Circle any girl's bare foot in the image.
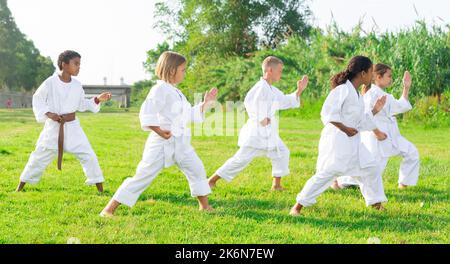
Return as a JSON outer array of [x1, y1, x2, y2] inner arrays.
[[197, 195, 213, 211], [289, 203, 303, 216], [371, 203, 386, 211], [96, 183, 104, 193], [101, 199, 120, 217], [398, 184, 408, 190], [208, 175, 221, 189], [99, 210, 114, 218], [16, 182, 26, 192], [330, 180, 342, 190]]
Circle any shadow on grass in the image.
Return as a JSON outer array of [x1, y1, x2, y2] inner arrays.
[[133, 189, 447, 234], [385, 186, 449, 203]]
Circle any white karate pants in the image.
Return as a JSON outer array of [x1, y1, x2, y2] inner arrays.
[[20, 145, 104, 185], [296, 164, 388, 207], [112, 136, 211, 207], [215, 143, 290, 182], [337, 139, 420, 188]]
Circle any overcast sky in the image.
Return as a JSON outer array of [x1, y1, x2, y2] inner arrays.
[[8, 0, 449, 85]]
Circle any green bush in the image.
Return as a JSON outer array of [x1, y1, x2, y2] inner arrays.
[[175, 21, 449, 104], [403, 91, 450, 128], [140, 20, 449, 126]]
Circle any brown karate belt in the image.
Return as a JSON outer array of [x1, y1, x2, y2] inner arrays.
[[57, 113, 76, 170]]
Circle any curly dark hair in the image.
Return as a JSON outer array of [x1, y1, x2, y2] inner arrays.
[[331, 56, 373, 89], [57, 50, 81, 70]]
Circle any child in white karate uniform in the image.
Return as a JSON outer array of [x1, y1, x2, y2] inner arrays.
[[290, 56, 390, 216], [16, 50, 112, 193], [334, 64, 419, 191], [101, 51, 218, 217], [208, 56, 309, 191]]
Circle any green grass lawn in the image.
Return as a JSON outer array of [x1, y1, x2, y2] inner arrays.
[[0, 109, 448, 244]]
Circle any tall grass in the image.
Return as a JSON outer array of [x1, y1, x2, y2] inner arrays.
[[177, 21, 449, 103], [132, 21, 449, 125]]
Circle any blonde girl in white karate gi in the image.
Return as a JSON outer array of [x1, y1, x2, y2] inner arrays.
[[101, 51, 218, 217], [208, 56, 309, 191], [290, 56, 390, 216], [16, 50, 112, 193], [334, 64, 419, 192]]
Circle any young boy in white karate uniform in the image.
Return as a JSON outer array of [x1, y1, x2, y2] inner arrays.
[[101, 51, 218, 217], [290, 56, 390, 216], [16, 50, 112, 192], [334, 64, 419, 191], [208, 56, 309, 191]]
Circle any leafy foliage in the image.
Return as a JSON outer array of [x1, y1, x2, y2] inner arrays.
[[0, 0, 54, 91], [145, 22, 449, 103]]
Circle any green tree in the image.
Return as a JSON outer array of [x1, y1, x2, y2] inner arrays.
[[0, 0, 54, 91], [153, 0, 311, 58], [143, 41, 170, 79]]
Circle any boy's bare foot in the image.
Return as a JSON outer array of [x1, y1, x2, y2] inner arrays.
[[271, 177, 286, 191], [96, 183, 104, 193], [371, 203, 386, 211], [289, 203, 303, 216], [330, 180, 343, 190], [208, 175, 221, 189], [398, 184, 408, 190], [16, 182, 26, 192]]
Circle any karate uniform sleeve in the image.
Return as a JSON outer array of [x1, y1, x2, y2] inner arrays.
[[32, 81, 51, 123], [274, 88, 300, 110], [359, 92, 377, 131], [363, 91, 375, 113], [139, 86, 165, 131], [245, 83, 271, 123], [78, 88, 101, 113], [360, 110, 377, 131], [390, 95, 412, 115], [190, 103, 205, 123], [320, 85, 348, 125]]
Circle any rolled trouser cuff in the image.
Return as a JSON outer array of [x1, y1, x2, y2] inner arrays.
[[189, 179, 212, 197], [214, 168, 234, 183], [85, 177, 105, 185], [112, 179, 140, 207]]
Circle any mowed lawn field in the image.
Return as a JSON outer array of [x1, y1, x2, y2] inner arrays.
[[0, 108, 448, 244]]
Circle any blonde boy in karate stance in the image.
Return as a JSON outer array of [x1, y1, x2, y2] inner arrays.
[[101, 51, 218, 217], [333, 64, 419, 191], [16, 50, 112, 193], [208, 56, 309, 191]]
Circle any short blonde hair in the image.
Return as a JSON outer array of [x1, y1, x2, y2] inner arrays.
[[155, 51, 187, 82], [262, 56, 283, 73]]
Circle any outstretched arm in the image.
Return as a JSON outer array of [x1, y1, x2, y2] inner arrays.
[[296, 75, 309, 97], [190, 87, 218, 123], [390, 71, 413, 115], [78, 89, 111, 113], [276, 75, 309, 111]]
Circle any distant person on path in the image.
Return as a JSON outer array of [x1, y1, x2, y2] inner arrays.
[[6, 98, 13, 109]]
